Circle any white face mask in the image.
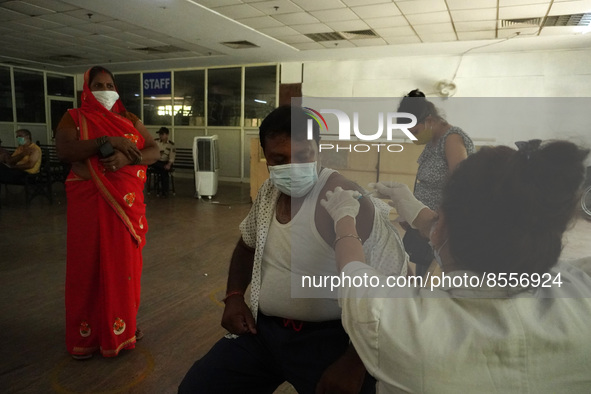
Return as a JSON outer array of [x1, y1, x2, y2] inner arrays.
[[269, 162, 318, 198], [92, 90, 119, 111]]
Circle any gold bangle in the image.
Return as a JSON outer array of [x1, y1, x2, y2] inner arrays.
[[333, 234, 363, 248]]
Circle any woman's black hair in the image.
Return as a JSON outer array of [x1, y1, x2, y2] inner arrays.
[[397, 89, 442, 125], [259, 106, 320, 152], [441, 140, 589, 275], [87, 66, 116, 88]]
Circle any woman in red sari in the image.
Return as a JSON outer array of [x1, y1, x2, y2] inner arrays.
[[56, 66, 159, 359]]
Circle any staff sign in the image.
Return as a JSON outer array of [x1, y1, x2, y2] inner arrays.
[[143, 72, 171, 95]]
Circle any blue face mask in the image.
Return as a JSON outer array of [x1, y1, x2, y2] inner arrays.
[[16, 137, 26, 146], [269, 162, 318, 198]]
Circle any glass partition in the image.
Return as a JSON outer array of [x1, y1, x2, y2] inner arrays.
[[208, 68, 241, 127], [47, 73, 75, 97], [244, 66, 276, 128], [115, 73, 141, 116], [0, 66, 12, 122], [174, 70, 205, 126], [14, 69, 45, 123]]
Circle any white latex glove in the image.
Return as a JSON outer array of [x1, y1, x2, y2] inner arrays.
[[320, 186, 362, 230], [369, 181, 427, 228]]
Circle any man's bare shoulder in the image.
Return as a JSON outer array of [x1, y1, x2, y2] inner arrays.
[[322, 171, 364, 193]]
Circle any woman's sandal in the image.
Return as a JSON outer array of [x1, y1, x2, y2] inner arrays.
[[135, 328, 144, 341]]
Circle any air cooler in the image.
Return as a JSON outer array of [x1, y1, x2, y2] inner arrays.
[[192, 135, 219, 199]]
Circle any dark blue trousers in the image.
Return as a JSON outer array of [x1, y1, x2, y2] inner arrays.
[[178, 313, 376, 394]]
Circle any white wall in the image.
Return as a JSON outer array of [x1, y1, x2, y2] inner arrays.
[[300, 48, 591, 98], [292, 48, 591, 164]]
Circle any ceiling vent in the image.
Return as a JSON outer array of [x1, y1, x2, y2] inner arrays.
[[133, 45, 190, 53], [340, 29, 378, 40], [500, 17, 542, 27], [221, 40, 259, 49], [544, 13, 591, 27], [305, 32, 345, 42]]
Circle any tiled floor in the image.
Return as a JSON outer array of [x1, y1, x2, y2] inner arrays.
[[0, 177, 589, 393]]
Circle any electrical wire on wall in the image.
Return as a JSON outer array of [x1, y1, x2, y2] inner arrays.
[[430, 31, 531, 97]]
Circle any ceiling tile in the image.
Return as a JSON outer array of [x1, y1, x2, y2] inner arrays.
[[64, 10, 113, 23], [406, 11, 451, 25], [374, 25, 415, 37], [497, 26, 539, 38], [457, 30, 496, 40], [310, 8, 360, 22], [321, 40, 355, 48], [258, 25, 301, 37], [25, 28, 71, 41], [395, 0, 448, 15], [499, 0, 550, 6], [194, 0, 242, 7], [272, 11, 319, 24], [213, 4, 264, 19], [351, 37, 388, 47], [25, 0, 79, 12], [290, 22, 333, 34], [76, 23, 120, 35], [446, 0, 497, 10], [103, 31, 145, 44], [248, 0, 304, 15], [325, 19, 370, 31], [420, 32, 457, 42], [292, 41, 324, 49], [350, 3, 402, 18], [365, 15, 409, 29], [498, 4, 550, 19], [539, 25, 583, 35], [414, 22, 455, 35], [129, 27, 173, 43], [238, 15, 284, 29], [383, 35, 421, 44], [342, 0, 391, 6], [450, 8, 497, 22], [38, 13, 86, 26], [102, 20, 142, 32], [454, 20, 497, 32], [82, 34, 120, 43], [278, 34, 314, 44], [103, 39, 138, 49], [549, 0, 591, 16], [0, 7, 27, 21], [1, 1, 54, 16], [14, 16, 62, 29], [291, 0, 347, 11], [5, 19, 38, 31], [51, 26, 92, 37]]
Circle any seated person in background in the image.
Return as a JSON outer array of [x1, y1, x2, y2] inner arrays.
[[0, 129, 42, 183], [322, 139, 591, 394], [149, 126, 175, 196], [179, 106, 408, 394]]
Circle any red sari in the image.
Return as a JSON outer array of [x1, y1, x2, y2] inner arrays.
[[65, 69, 148, 357]]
